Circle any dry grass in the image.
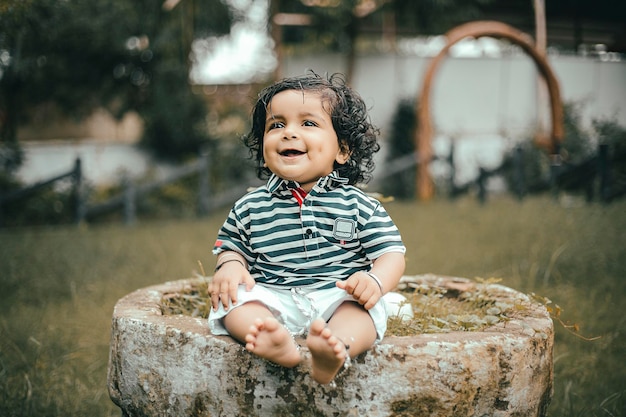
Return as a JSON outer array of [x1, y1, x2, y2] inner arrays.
[[161, 276, 532, 336], [0, 195, 624, 416]]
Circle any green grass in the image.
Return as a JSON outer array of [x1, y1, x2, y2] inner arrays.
[[1, 195, 624, 416]]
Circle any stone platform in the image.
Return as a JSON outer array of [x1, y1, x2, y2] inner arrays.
[[108, 275, 553, 416]]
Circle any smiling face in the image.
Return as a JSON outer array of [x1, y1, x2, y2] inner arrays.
[[262, 89, 349, 191]]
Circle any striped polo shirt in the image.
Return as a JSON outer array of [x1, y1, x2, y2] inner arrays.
[[213, 171, 406, 290]]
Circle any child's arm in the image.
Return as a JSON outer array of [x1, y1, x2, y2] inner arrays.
[[209, 251, 255, 311], [337, 251, 406, 310]]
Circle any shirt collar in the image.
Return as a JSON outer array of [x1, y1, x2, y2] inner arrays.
[[266, 171, 349, 195]]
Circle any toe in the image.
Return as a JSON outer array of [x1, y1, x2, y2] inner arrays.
[[263, 317, 279, 332]]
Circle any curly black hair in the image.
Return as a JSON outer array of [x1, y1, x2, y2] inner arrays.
[[243, 72, 380, 185]]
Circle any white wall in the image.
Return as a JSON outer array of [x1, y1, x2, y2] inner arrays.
[[282, 52, 626, 181], [284, 52, 626, 136], [16, 53, 625, 187], [18, 140, 177, 186]]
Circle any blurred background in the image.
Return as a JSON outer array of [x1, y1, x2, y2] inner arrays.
[[1, 0, 625, 225], [1, 1, 625, 416]]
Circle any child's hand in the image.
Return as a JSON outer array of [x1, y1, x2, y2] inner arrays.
[[209, 261, 255, 311], [336, 271, 383, 310]]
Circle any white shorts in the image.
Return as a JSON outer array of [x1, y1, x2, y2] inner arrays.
[[208, 284, 388, 342]]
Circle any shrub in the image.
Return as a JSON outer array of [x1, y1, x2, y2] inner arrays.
[[501, 101, 626, 198], [381, 99, 416, 199]]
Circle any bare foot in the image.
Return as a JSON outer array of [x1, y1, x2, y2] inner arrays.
[[245, 317, 301, 368], [306, 318, 348, 384]]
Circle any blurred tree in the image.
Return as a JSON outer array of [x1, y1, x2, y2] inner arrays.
[[500, 102, 626, 198], [560, 101, 594, 164], [272, 0, 626, 83], [389, 0, 495, 34], [272, 0, 495, 83], [593, 116, 626, 196], [0, 0, 233, 179], [382, 98, 416, 199]]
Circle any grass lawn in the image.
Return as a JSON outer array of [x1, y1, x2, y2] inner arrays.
[[0, 194, 624, 416]]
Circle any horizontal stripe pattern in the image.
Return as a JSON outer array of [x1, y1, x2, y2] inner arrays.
[[214, 173, 405, 289]]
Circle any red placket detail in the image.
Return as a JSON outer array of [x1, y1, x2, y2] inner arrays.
[[290, 187, 307, 207]]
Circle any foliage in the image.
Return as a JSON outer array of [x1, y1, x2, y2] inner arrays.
[[277, 0, 497, 82], [279, 0, 625, 54], [500, 139, 552, 196], [0, 179, 79, 227], [0, 0, 234, 176], [501, 101, 626, 197], [593, 115, 626, 191], [279, 0, 496, 52], [560, 101, 595, 164], [140, 66, 212, 158], [381, 98, 416, 199], [388, 0, 495, 35]]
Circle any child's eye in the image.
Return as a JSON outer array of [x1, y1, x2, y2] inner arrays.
[[303, 120, 317, 127], [267, 121, 285, 130]]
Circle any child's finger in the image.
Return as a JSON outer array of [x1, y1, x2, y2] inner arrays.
[[210, 287, 221, 311], [363, 291, 380, 310], [214, 281, 231, 310], [220, 293, 231, 310], [228, 281, 239, 306], [338, 275, 358, 294], [243, 275, 256, 291]]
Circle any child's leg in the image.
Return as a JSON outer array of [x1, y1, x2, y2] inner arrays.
[[306, 302, 377, 384], [223, 301, 302, 368]]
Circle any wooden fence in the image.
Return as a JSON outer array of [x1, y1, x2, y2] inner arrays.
[[0, 158, 83, 226], [0, 151, 257, 227], [84, 152, 257, 225], [375, 143, 624, 204], [2, 142, 623, 227], [83, 154, 212, 225], [449, 143, 624, 203]]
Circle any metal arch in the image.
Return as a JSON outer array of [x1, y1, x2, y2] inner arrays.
[[415, 20, 564, 200]]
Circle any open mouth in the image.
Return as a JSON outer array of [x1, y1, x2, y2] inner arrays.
[[279, 149, 305, 157]]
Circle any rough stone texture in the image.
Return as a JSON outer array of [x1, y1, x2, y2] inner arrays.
[[108, 275, 553, 417]]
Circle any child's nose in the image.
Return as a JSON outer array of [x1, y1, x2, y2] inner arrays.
[[283, 125, 298, 139]]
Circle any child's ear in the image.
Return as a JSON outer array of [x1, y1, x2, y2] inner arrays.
[[336, 142, 351, 164]]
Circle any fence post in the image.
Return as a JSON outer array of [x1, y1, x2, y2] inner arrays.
[[513, 145, 525, 200], [72, 158, 86, 224], [549, 148, 562, 200], [124, 178, 136, 225], [477, 167, 487, 204], [0, 183, 4, 226], [598, 143, 611, 203], [447, 142, 457, 199], [197, 148, 210, 217]]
